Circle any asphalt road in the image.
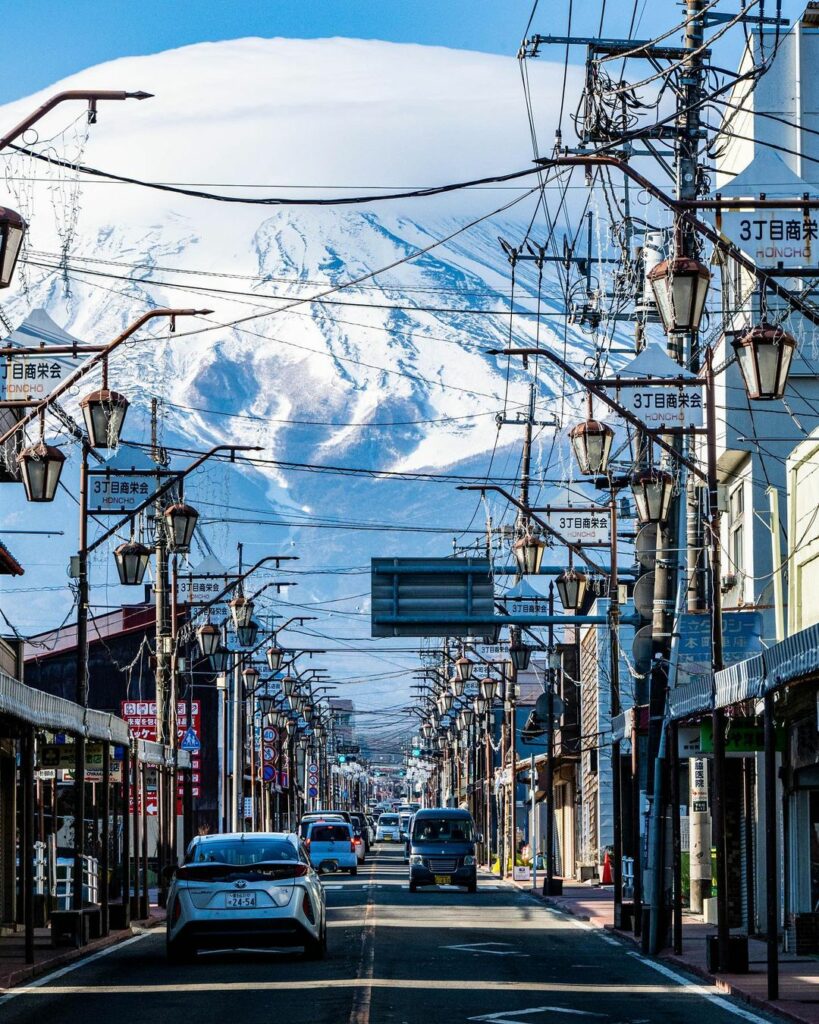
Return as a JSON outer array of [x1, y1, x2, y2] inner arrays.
[[0, 846, 782, 1024]]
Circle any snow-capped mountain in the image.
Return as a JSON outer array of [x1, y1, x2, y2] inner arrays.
[[0, 37, 597, 725]]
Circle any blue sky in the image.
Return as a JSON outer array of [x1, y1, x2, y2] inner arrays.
[[4, 0, 810, 104]]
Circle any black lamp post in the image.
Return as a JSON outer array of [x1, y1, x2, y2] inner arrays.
[[17, 441, 65, 502], [733, 322, 797, 401], [0, 206, 27, 288], [113, 540, 151, 586]]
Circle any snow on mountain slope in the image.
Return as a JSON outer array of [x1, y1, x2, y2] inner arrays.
[[0, 38, 599, 719]]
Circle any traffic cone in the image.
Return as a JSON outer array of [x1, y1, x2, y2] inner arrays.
[[601, 850, 613, 885]]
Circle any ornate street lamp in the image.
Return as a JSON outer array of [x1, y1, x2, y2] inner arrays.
[[0, 207, 27, 288], [113, 540, 151, 586], [437, 692, 454, 715], [236, 619, 259, 648], [474, 695, 488, 716], [455, 655, 473, 683], [569, 396, 614, 476], [196, 622, 221, 658], [17, 441, 65, 502], [303, 704, 314, 724], [229, 593, 254, 629], [648, 252, 711, 334], [242, 664, 260, 691], [163, 501, 198, 553], [479, 676, 498, 702], [450, 674, 465, 697], [266, 645, 284, 673], [512, 527, 546, 576], [461, 706, 475, 728], [556, 567, 589, 612], [210, 645, 231, 674], [630, 469, 674, 525], [257, 690, 276, 715], [281, 674, 297, 698], [733, 321, 797, 401], [509, 639, 533, 672], [79, 389, 129, 448]]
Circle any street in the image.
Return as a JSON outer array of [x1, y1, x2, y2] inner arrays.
[[0, 847, 778, 1024]]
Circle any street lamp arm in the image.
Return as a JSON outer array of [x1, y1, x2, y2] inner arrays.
[[0, 308, 212, 449], [0, 89, 152, 153], [86, 444, 263, 555], [536, 154, 819, 330], [457, 483, 609, 569]]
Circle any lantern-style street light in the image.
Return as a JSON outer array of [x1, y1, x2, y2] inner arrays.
[[474, 695, 488, 716], [455, 655, 473, 683], [281, 675, 297, 698], [513, 527, 546, 576], [236, 619, 259, 648], [648, 252, 711, 334], [570, 395, 614, 476], [0, 207, 26, 288], [17, 441, 65, 503], [556, 567, 589, 612], [229, 593, 254, 630], [79, 389, 129, 449], [163, 501, 198, 553], [509, 638, 532, 672], [242, 664, 260, 691], [196, 622, 221, 658], [267, 645, 284, 672], [210, 645, 231, 674], [450, 674, 465, 697], [733, 321, 797, 401], [630, 469, 674, 525], [113, 540, 151, 586], [479, 676, 498, 702]]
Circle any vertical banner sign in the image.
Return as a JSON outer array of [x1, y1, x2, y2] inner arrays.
[[121, 700, 202, 813]]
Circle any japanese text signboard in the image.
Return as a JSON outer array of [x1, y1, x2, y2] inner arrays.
[[121, 700, 202, 814], [722, 212, 819, 269], [618, 385, 704, 429], [675, 611, 763, 686], [1, 356, 71, 401], [545, 508, 610, 545]]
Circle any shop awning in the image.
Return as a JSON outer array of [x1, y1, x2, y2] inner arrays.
[[0, 670, 130, 744]]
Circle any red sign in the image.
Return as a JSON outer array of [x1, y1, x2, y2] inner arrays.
[[121, 700, 202, 814]]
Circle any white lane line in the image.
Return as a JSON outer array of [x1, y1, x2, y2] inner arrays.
[[0, 932, 149, 1004], [469, 1007, 605, 1022], [598, 936, 620, 946], [348, 876, 376, 1024], [626, 952, 771, 1024]]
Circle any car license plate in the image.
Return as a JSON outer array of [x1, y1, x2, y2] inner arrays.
[[226, 892, 257, 908], [384, 836, 392, 841], [434, 874, 451, 886]]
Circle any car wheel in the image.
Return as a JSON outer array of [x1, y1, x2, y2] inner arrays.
[[350, 867, 358, 876], [409, 881, 417, 893], [467, 882, 478, 894], [166, 936, 196, 965], [303, 922, 327, 961]]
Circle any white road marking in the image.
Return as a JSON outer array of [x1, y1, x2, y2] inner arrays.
[[0, 932, 149, 1003], [443, 941, 530, 958], [348, 879, 376, 1024], [469, 1007, 605, 1022], [626, 952, 771, 1024], [599, 936, 620, 946]]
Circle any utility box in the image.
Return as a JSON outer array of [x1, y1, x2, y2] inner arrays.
[[706, 935, 749, 974]]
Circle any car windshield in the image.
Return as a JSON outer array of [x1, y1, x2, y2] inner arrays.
[[310, 824, 351, 842], [187, 839, 297, 864], [379, 815, 398, 825], [412, 817, 474, 843]]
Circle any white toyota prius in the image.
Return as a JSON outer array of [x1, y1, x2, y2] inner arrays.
[[166, 832, 326, 963]]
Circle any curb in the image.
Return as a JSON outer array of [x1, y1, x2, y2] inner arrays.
[[508, 878, 806, 1024], [0, 914, 165, 992]]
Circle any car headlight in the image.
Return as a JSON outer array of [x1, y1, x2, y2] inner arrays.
[[463, 855, 476, 866], [410, 855, 424, 865]]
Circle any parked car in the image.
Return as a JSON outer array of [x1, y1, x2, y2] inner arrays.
[[398, 811, 412, 841], [165, 832, 326, 963], [305, 820, 358, 875], [349, 812, 371, 852], [376, 813, 400, 843], [407, 808, 480, 893]]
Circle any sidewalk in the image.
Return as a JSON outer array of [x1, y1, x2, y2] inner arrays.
[[506, 875, 819, 1024], [0, 905, 166, 991]]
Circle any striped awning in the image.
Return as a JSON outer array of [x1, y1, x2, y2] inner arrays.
[[0, 671, 130, 744]]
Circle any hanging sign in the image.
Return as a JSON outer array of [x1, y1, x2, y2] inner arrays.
[[87, 443, 173, 515], [178, 555, 230, 602], [618, 385, 704, 429], [545, 508, 610, 545], [1, 355, 73, 401]]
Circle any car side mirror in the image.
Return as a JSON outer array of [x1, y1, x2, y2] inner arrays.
[[475, 833, 484, 844], [161, 863, 178, 883]]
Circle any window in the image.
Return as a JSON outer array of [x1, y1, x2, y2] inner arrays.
[[187, 839, 297, 864], [310, 824, 351, 843], [729, 483, 745, 577], [411, 817, 474, 843]]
